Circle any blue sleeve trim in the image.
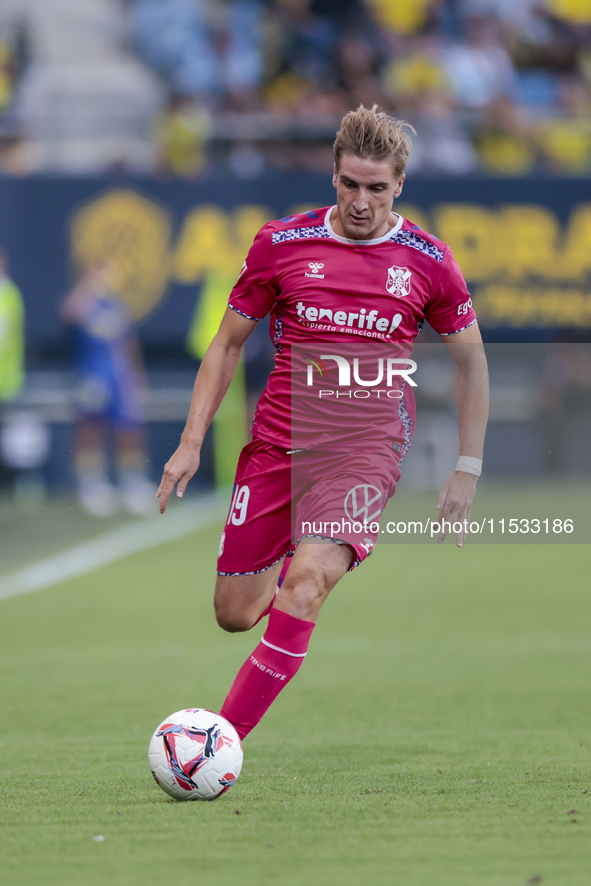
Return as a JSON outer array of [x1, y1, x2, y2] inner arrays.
[[439, 318, 477, 336], [228, 303, 262, 322]]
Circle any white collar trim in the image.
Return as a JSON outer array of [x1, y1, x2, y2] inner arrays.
[[325, 206, 404, 245]]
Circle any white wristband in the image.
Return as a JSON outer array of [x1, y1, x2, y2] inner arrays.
[[455, 456, 482, 477]]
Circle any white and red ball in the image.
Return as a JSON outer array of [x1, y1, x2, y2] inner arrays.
[[148, 708, 243, 801]]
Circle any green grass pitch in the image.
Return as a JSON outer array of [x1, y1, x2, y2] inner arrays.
[[1, 496, 590, 886]]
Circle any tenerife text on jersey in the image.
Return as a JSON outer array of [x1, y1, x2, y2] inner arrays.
[[296, 301, 403, 336]]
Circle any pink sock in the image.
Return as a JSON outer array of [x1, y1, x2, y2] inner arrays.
[[251, 556, 292, 627], [221, 608, 315, 740]]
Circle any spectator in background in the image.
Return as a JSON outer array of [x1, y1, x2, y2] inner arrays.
[[133, 0, 220, 97], [133, 0, 263, 107], [381, 32, 479, 174], [409, 88, 480, 173], [366, 0, 441, 37], [537, 74, 591, 172], [218, 0, 264, 109], [443, 14, 517, 111], [0, 40, 15, 112], [0, 247, 24, 403], [473, 94, 537, 173], [337, 34, 385, 109], [262, 0, 342, 110], [60, 260, 156, 518], [546, 0, 591, 28], [154, 94, 212, 176]]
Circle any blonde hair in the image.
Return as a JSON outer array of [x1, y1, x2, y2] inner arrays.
[[334, 104, 415, 180]]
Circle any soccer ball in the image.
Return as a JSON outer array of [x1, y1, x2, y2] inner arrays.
[[148, 708, 243, 801]]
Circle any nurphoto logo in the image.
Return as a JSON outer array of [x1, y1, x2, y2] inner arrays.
[[305, 353, 417, 392]]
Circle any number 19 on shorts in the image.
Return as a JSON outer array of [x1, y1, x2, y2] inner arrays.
[[228, 484, 250, 526]]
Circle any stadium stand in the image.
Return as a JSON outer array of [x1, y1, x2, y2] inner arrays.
[[0, 0, 590, 175], [0, 0, 162, 173]]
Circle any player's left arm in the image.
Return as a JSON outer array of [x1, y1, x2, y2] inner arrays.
[[437, 320, 489, 546]]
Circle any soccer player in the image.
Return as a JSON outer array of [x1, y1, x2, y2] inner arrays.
[[60, 260, 156, 517], [157, 105, 489, 741]]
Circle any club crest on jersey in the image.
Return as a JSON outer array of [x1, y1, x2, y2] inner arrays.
[[305, 262, 325, 279], [386, 266, 411, 298]]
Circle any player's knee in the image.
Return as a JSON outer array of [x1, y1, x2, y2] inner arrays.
[[280, 567, 328, 613]]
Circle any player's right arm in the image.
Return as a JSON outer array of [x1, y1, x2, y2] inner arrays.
[[157, 307, 257, 513]]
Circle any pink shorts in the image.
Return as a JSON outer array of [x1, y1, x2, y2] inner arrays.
[[217, 439, 400, 575]]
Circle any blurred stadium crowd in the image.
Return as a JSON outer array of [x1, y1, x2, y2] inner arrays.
[[0, 0, 590, 176]]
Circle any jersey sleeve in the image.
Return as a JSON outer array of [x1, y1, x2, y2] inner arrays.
[[424, 247, 477, 335], [228, 223, 278, 321]]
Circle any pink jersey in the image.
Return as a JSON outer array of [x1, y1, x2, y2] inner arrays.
[[228, 206, 477, 452]]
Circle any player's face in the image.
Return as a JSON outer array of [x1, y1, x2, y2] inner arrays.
[[332, 153, 404, 240]]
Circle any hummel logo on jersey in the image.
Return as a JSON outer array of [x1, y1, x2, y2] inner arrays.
[[238, 259, 247, 279], [386, 266, 411, 297], [305, 262, 325, 279], [344, 485, 383, 523]]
